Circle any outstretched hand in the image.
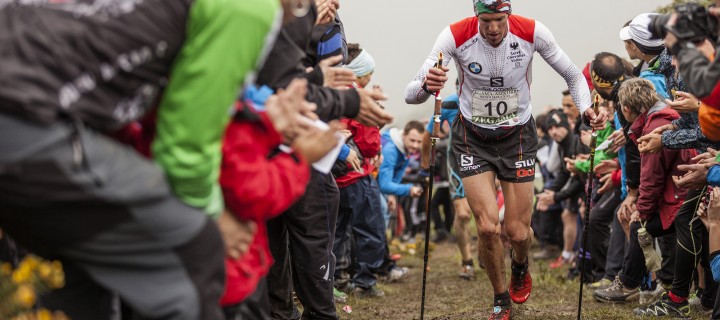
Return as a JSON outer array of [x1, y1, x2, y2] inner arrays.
[[583, 107, 608, 131]]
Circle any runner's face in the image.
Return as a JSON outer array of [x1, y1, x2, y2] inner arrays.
[[548, 125, 568, 142], [478, 13, 509, 47], [403, 129, 423, 154]]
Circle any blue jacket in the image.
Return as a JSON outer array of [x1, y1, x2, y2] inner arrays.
[[378, 128, 411, 196], [615, 113, 628, 200], [709, 164, 720, 187]]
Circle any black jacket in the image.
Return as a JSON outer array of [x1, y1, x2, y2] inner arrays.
[[256, 5, 359, 122], [547, 132, 587, 203], [677, 45, 720, 99]]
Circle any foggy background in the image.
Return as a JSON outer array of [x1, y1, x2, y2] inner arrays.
[[340, 0, 670, 127]]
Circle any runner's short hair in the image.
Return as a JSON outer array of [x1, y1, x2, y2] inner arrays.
[[404, 120, 426, 135]]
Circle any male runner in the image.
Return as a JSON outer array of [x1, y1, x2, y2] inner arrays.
[[405, 1, 606, 318]]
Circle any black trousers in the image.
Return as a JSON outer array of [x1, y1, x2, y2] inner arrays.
[[657, 232, 678, 287], [670, 189, 718, 307], [603, 203, 626, 280], [536, 205, 563, 248], [266, 170, 339, 320], [620, 215, 675, 289], [430, 186, 453, 233], [0, 113, 225, 320], [587, 188, 623, 281]]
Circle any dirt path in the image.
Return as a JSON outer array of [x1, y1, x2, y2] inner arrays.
[[333, 241, 706, 319]]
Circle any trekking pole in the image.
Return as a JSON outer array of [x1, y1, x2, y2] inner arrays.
[[420, 52, 443, 320], [577, 94, 601, 320]]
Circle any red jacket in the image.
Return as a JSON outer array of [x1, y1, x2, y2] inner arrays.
[[335, 118, 381, 188], [629, 104, 696, 229], [219, 102, 310, 306]]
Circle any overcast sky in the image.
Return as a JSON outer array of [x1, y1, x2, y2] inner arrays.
[[339, 0, 670, 127]]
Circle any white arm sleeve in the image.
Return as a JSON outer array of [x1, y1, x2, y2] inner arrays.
[[534, 21, 591, 115], [404, 26, 455, 105]]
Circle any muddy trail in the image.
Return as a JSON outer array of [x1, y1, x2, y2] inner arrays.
[[332, 241, 707, 320]]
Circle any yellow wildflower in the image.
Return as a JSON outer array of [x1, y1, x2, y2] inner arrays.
[[36, 309, 53, 320], [24, 256, 40, 269], [12, 265, 32, 284], [38, 262, 52, 281], [15, 284, 36, 308]]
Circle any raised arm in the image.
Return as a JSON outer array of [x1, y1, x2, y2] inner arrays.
[[405, 27, 455, 105]]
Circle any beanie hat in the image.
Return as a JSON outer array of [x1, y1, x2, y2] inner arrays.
[[473, 0, 511, 15], [546, 110, 570, 130]]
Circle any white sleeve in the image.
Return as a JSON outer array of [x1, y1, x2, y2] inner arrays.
[[534, 21, 591, 115], [404, 26, 456, 105]]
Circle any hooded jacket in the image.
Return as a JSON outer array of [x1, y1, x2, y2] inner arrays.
[[629, 102, 697, 229], [219, 102, 310, 306], [378, 128, 412, 196], [335, 118, 381, 188]]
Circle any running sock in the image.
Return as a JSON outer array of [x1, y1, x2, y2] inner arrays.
[[462, 259, 473, 267], [494, 291, 511, 306], [668, 291, 687, 304], [561, 250, 573, 260]]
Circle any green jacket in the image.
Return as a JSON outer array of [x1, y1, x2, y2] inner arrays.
[[152, 0, 280, 217], [574, 122, 617, 174]]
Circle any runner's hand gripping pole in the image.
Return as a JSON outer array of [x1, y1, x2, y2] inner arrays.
[[420, 52, 443, 320], [577, 94, 601, 320]]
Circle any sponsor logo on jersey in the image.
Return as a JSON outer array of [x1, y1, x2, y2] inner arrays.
[[510, 42, 519, 50], [490, 77, 504, 87], [460, 37, 479, 53], [468, 62, 482, 74]]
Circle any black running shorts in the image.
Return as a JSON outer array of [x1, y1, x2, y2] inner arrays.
[[451, 114, 538, 183]]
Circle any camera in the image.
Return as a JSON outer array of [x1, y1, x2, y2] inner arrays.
[[648, 2, 719, 43]]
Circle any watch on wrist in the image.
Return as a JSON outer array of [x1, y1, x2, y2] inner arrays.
[[422, 82, 433, 94]]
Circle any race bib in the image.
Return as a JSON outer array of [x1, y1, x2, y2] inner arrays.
[[471, 88, 521, 126]]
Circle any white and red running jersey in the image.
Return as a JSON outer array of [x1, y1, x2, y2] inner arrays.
[[405, 15, 591, 129]]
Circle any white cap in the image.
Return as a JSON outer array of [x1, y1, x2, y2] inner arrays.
[[619, 13, 664, 48], [619, 26, 632, 41]]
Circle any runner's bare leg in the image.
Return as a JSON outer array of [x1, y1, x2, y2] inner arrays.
[[464, 172, 506, 294], [500, 180, 535, 265]]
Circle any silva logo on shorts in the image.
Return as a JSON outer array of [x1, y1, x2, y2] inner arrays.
[[514, 159, 535, 168], [468, 62, 482, 74], [515, 159, 535, 178], [461, 154, 474, 167]]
